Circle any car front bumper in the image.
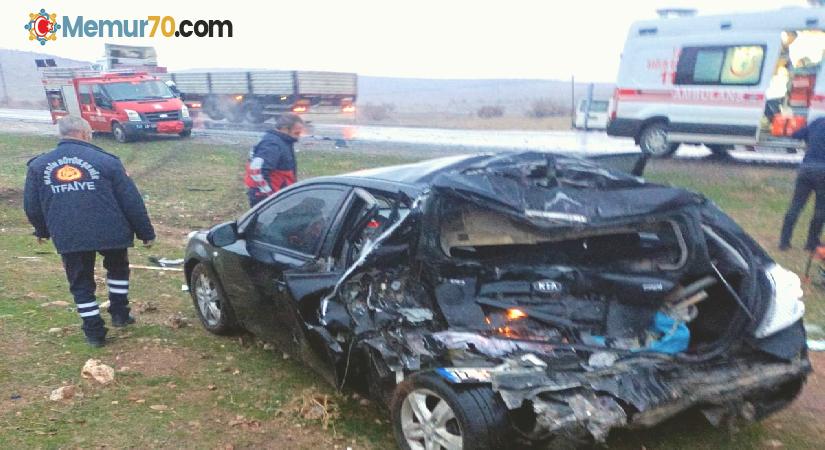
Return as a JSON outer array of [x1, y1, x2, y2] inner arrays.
[[123, 118, 193, 135]]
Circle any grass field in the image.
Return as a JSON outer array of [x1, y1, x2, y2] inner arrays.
[[0, 132, 823, 449]]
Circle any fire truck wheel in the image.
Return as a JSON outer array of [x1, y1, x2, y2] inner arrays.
[[639, 122, 678, 158], [112, 122, 131, 143]]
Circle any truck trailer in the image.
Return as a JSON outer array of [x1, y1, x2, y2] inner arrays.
[[158, 70, 357, 123]]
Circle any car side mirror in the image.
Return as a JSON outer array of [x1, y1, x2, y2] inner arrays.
[[207, 221, 239, 247]]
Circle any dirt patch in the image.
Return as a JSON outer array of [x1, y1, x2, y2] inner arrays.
[[786, 351, 825, 417], [112, 341, 202, 378]]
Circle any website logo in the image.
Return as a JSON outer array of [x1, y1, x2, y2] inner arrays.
[[25, 9, 61, 46]]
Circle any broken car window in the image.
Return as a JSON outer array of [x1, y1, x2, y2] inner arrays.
[[248, 188, 347, 255]]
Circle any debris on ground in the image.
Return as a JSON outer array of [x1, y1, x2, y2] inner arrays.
[[47, 327, 64, 334], [100, 300, 110, 310], [148, 257, 184, 267], [289, 389, 340, 430], [165, 314, 190, 329], [130, 264, 183, 272], [150, 404, 169, 411], [81, 359, 115, 385], [10, 393, 21, 400], [181, 284, 189, 292], [765, 439, 785, 448], [135, 301, 159, 313], [40, 300, 71, 308], [49, 385, 77, 401], [228, 415, 262, 431]]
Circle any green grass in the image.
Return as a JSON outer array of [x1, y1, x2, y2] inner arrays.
[[0, 132, 822, 449]]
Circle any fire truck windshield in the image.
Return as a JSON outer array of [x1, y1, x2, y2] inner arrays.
[[102, 80, 176, 102]]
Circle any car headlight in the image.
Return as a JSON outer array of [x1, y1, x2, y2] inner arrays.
[[754, 264, 805, 338], [125, 109, 141, 122], [181, 105, 190, 119]]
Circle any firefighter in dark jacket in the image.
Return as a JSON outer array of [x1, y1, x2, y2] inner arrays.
[[244, 113, 305, 207], [23, 116, 156, 347], [780, 117, 825, 252]]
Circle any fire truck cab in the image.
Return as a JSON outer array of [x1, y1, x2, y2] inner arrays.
[[607, 6, 825, 158], [42, 69, 193, 143]]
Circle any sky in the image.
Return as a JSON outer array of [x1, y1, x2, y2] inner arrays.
[[3, 0, 815, 82]]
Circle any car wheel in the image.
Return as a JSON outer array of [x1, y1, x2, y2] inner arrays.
[[639, 122, 678, 158], [112, 122, 130, 143], [190, 262, 237, 334], [392, 372, 509, 450], [179, 129, 192, 138]]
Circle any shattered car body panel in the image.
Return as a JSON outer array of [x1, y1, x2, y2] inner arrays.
[[185, 151, 810, 445]]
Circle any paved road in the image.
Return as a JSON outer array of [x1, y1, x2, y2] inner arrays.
[[0, 108, 803, 165]]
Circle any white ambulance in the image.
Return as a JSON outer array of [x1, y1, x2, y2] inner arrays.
[[606, 6, 825, 157]]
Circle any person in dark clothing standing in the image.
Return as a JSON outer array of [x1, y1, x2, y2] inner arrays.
[[23, 116, 156, 347], [779, 117, 825, 252], [244, 113, 304, 207]]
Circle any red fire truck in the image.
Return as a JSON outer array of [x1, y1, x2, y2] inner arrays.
[[42, 68, 193, 143]]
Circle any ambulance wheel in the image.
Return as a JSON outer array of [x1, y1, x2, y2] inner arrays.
[[707, 144, 732, 159], [639, 122, 678, 158], [112, 122, 131, 143]]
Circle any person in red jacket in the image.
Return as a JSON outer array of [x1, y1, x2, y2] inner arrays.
[[244, 113, 304, 207]]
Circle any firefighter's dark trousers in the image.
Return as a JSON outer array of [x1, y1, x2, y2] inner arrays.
[[780, 165, 825, 251], [61, 249, 130, 338]]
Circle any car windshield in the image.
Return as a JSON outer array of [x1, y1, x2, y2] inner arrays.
[[102, 80, 175, 101]]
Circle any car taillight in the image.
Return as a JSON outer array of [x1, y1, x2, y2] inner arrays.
[[292, 105, 308, 113], [342, 104, 356, 113]]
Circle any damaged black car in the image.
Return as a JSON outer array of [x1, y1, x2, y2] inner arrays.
[[184, 151, 810, 449]]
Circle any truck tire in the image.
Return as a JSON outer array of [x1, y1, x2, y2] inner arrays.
[[706, 144, 732, 159], [203, 98, 225, 121], [639, 122, 678, 158], [112, 122, 131, 143], [391, 372, 510, 450], [243, 100, 267, 124], [226, 106, 245, 123]]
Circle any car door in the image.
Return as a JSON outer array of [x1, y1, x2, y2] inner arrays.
[[224, 186, 350, 348], [88, 83, 114, 132]]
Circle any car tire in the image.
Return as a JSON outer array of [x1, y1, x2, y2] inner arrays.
[[179, 129, 192, 138], [190, 262, 238, 334], [639, 122, 678, 158], [112, 122, 130, 143], [391, 372, 509, 450]]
